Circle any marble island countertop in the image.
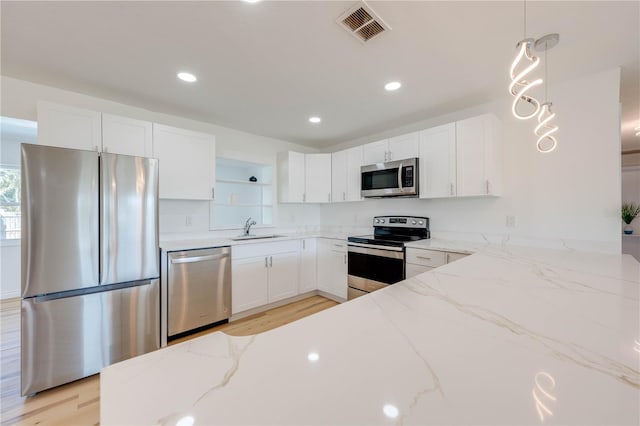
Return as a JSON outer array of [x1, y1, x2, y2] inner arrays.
[[101, 244, 639, 425]]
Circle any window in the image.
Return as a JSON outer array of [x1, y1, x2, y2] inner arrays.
[[0, 116, 38, 241]]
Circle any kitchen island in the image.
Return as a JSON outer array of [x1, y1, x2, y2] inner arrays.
[[101, 244, 639, 425]]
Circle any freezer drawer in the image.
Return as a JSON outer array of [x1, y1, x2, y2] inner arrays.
[[21, 280, 159, 396], [168, 247, 231, 337]]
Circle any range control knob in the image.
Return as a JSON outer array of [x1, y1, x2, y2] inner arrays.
[[418, 220, 424, 225], [412, 220, 417, 225], [380, 219, 385, 223]]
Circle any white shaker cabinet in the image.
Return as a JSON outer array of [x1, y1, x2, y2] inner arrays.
[[37, 101, 102, 151], [317, 239, 347, 300], [363, 133, 419, 164], [102, 113, 153, 157], [231, 241, 300, 315], [405, 248, 470, 278], [331, 146, 363, 203], [387, 132, 420, 161], [305, 153, 332, 203], [299, 238, 318, 293], [456, 114, 502, 197], [419, 123, 457, 198], [277, 151, 306, 203], [152, 124, 215, 200]]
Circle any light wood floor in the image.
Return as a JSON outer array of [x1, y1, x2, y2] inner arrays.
[[0, 295, 337, 425]]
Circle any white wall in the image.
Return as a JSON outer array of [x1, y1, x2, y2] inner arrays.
[[322, 68, 622, 253]]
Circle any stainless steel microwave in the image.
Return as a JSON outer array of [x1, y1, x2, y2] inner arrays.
[[361, 157, 419, 198]]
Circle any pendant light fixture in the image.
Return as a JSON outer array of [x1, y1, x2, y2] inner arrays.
[[533, 34, 560, 153], [509, 0, 543, 120]]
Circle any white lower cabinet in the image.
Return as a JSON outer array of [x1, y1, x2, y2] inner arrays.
[[317, 239, 347, 300], [231, 241, 300, 314], [405, 248, 469, 278], [299, 238, 317, 293]]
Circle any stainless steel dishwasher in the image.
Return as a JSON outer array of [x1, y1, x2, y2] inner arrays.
[[167, 246, 231, 338]]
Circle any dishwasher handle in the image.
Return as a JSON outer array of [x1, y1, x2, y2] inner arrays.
[[170, 253, 230, 264]]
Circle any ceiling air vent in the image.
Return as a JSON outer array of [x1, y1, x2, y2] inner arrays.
[[337, 1, 391, 43]]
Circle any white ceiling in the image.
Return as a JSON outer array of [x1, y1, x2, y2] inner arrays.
[[1, 1, 638, 150]]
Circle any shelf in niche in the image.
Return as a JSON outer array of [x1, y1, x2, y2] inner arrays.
[[217, 178, 271, 186]]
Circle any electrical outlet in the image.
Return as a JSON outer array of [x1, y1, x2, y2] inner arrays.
[[506, 215, 517, 228], [185, 215, 192, 226]]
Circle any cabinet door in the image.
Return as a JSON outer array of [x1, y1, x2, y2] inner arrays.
[[406, 263, 434, 278], [316, 239, 333, 294], [346, 146, 364, 201], [231, 256, 269, 314], [152, 124, 215, 200], [305, 153, 332, 203], [329, 250, 348, 300], [268, 251, 300, 303], [362, 140, 388, 164], [277, 151, 305, 203], [102, 114, 152, 157], [419, 123, 456, 198], [388, 132, 419, 161], [331, 150, 348, 203], [456, 116, 488, 197], [299, 238, 317, 293], [37, 101, 101, 151]]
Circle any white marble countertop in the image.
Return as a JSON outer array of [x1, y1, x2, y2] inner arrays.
[[101, 244, 640, 425]]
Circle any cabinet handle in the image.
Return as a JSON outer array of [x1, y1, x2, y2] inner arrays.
[[450, 183, 454, 196], [94, 145, 99, 152], [328, 193, 331, 202], [344, 254, 347, 264], [334, 244, 343, 248], [303, 193, 306, 202], [302, 239, 306, 250], [416, 256, 432, 260], [486, 180, 490, 194], [270, 256, 273, 267], [211, 188, 215, 200], [265, 257, 268, 268], [446, 253, 450, 263], [103, 146, 109, 153], [343, 192, 346, 201]]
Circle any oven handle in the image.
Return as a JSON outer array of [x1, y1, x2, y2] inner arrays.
[[348, 244, 404, 259], [397, 160, 403, 193]]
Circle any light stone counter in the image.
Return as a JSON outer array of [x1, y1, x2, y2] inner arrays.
[[101, 244, 640, 425]]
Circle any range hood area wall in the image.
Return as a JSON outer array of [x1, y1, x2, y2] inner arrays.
[[321, 68, 622, 254]]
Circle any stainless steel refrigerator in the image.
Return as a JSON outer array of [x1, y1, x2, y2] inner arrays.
[[20, 144, 160, 396]]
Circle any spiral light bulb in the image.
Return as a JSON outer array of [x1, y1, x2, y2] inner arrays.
[[509, 39, 543, 120], [535, 102, 558, 153]]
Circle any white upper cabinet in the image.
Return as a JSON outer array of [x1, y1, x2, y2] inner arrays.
[[362, 139, 388, 164], [419, 114, 501, 199], [152, 124, 215, 200], [305, 153, 332, 203], [37, 102, 153, 157], [37, 101, 102, 151], [456, 114, 502, 197], [331, 146, 363, 203], [102, 113, 153, 157], [387, 132, 420, 161], [278, 151, 306, 203], [419, 123, 456, 198], [363, 133, 419, 164]]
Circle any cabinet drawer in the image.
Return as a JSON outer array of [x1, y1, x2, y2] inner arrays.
[[446, 252, 469, 263], [406, 263, 434, 278], [406, 248, 446, 268]]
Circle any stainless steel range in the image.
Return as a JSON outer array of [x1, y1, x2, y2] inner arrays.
[[347, 216, 430, 300]]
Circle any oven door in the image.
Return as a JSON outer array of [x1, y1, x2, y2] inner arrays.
[[347, 244, 405, 298], [360, 158, 418, 198]]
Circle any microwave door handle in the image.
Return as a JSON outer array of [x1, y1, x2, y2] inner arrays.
[[397, 161, 403, 192]]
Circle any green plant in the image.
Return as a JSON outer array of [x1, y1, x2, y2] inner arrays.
[[621, 202, 640, 225]]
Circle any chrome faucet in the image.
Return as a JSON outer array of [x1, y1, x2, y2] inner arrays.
[[243, 217, 257, 236]]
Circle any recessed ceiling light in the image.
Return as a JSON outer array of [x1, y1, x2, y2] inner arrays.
[[635, 126, 640, 137], [177, 72, 197, 83], [245, 0, 262, 3], [384, 81, 402, 91], [309, 117, 321, 124]]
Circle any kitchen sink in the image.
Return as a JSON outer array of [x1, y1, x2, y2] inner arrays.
[[230, 234, 287, 241]]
